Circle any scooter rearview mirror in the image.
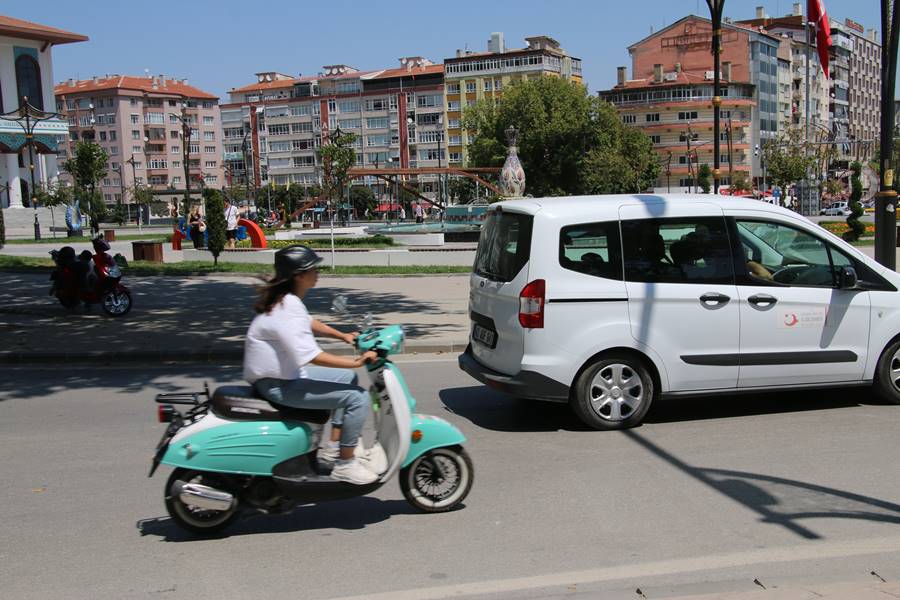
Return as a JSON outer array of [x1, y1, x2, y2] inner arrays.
[[363, 312, 374, 329], [331, 294, 348, 315]]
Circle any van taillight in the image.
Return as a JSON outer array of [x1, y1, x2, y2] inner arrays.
[[519, 279, 545, 328]]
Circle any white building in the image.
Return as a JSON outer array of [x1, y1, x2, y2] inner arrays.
[[0, 15, 87, 210]]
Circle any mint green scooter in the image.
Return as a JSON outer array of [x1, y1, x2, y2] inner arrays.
[[149, 303, 473, 534]]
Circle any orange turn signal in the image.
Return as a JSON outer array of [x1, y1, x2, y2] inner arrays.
[[411, 429, 423, 443]]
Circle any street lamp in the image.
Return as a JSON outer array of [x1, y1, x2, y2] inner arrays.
[[124, 153, 143, 233], [240, 128, 253, 213], [874, 0, 900, 268], [435, 113, 444, 223], [170, 101, 193, 221], [1, 96, 63, 240], [706, 0, 725, 194]]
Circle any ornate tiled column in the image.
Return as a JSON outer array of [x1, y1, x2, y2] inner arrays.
[[499, 126, 525, 198]]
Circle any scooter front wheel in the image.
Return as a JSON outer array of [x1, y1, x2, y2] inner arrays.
[[399, 446, 473, 513], [102, 289, 132, 316], [164, 468, 240, 535]]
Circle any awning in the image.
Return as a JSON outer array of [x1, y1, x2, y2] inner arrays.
[[376, 203, 401, 211]]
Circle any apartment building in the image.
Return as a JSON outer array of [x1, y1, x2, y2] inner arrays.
[[222, 58, 445, 197], [443, 33, 583, 165], [54, 75, 225, 203], [599, 15, 781, 191], [740, 5, 881, 162], [0, 15, 86, 209]]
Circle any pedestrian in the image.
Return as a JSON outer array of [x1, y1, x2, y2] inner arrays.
[[414, 202, 424, 224], [224, 197, 239, 249], [399, 206, 406, 222], [188, 205, 205, 249]]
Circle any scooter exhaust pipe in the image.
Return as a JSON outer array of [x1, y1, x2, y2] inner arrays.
[[172, 480, 234, 511]]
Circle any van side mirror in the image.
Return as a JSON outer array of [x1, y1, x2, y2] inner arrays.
[[838, 266, 858, 289]]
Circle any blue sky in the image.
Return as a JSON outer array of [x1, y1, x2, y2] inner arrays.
[[16, 0, 889, 99]]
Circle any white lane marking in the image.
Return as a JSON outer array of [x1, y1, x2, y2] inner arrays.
[[328, 534, 900, 600]]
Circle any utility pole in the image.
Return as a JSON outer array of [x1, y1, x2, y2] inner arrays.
[[706, 0, 725, 193], [875, 0, 900, 268]]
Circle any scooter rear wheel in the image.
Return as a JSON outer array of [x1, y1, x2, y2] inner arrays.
[[400, 446, 473, 513], [102, 289, 132, 316], [164, 468, 240, 535]]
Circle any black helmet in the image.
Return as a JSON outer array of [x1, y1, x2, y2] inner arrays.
[[273, 245, 323, 282]]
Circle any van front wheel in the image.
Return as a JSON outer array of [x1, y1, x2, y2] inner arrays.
[[873, 339, 900, 404], [572, 357, 654, 430]]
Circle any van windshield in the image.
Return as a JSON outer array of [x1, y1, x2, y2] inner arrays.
[[474, 210, 533, 282]]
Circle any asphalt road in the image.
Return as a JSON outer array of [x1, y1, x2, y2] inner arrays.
[[2, 358, 900, 599]]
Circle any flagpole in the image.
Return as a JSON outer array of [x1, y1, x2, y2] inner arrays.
[[804, 11, 812, 214]]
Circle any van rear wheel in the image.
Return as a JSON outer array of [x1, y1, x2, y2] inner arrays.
[[572, 356, 654, 430]]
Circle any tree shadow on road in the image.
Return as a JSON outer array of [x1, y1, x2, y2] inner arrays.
[[136, 497, 425, 541], [624, 430, 900, 540]]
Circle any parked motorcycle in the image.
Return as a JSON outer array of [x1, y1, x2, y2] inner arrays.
[[149, 298, 473, 534], [49, 238, 132, 316]]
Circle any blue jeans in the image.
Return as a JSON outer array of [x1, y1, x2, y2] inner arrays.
[[254, 367, 368, 448]]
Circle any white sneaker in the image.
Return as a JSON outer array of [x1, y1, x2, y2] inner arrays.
[[317, 444, 340, 466], [357, 442, 388, 475], [331, 458, 379, 485]]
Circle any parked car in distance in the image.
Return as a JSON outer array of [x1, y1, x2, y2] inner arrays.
[[459, 194, 900, 430], [823, 202, 851, 216]]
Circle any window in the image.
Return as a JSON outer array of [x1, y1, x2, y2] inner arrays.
[[449, 152, 462, 162], [132, 145, 143, 153], [418, 113, 441, 125], [99, 131, 107, 141], [622, 114, 636, 124], [416, 94, 441, 108], [15, 54, 43, 109], [484, 80, 493, 92], [465, 82, 476, 93], [649, 135, 661, 144], [645, 113, 660, 122], [418, 131, 444, 143], [204, 145, 216, 153], [337, 118, 360, 129], [291, 122, 313, 134], [418, 149, 445, 161], [735, 220, 855, 287], [366, 117, 389, 129], [189, 144, 200, 153], [494, 79, 503, 90], [447, 83, 460, 94], [678, 111, 699, 120], [172, 160, 180, 168], [148, 159, 168, 169], [170, 131, 180, 139], [130, 98, 138, 106], [204, 175, 218, 184], [171, 145, 180, 154], [338, 100, 360, 113], [449, 135, 462, 145], [365, 98, 389, 111], [559, 221, 623, 280], [367, 134, 389, 147], [447, 100, 461, 111], [203, 116, 214, 125], [448, 118, 460, 128], [204, 131, 215, 141], [172, 176, 181, 185], [268, 124, 290, 136], [292, 139, 316, 151], [205, 161, 217, 168], [474, 211, 533, 282], [621, 217, 734, 284], [109, 146, 118, 155]]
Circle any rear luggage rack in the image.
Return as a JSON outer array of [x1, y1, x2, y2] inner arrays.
[[155, 382, 210, 405]]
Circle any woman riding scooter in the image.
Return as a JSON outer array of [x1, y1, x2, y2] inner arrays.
[[243, 245, 379, 485]]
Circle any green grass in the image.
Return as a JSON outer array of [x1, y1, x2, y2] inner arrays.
[[0, 254, 470, 276], [5, 233, 170, 245]]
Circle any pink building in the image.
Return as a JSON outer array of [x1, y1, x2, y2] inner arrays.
[[54, 75, 225, 209]]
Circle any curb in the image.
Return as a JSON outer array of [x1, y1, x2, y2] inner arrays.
[[0, 340, 469, 365]]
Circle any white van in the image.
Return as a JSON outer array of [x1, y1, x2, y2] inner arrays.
[[458, 194, 900, 430]]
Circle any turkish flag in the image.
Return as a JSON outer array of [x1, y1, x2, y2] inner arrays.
[[808, 0, 833, 77]]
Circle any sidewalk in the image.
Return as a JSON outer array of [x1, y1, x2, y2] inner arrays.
[[0, 272, 471, 364]]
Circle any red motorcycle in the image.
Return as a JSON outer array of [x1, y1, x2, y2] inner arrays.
[[49, 238, 133, 316]]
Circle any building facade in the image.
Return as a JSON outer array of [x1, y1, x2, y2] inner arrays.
[[0, 15, 86, 209], [55, 75, 225, 204], [840, 18, 881, 161], [222, 58, 446, 200], [599, 15, 782, 191], [443, 33, 582, 165]]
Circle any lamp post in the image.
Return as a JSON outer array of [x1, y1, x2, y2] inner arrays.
[[435, 114, 444, 223], [1, 97, 63, 240], [706, 0, 725, 194], [169, 101, 193, 222], [240, 128, 253, 213], [875, 0, 900, 268]]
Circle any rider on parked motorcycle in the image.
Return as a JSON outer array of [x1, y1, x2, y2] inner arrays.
[[243, 245, 380, 485]]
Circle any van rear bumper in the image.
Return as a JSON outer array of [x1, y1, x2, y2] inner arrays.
[[458, 345, 570, 403]]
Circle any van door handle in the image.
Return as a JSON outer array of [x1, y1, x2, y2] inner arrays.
[[699, 292, 731, 305], [748, 294, 778, 306]]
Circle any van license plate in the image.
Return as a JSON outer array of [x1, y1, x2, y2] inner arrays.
[[473, 324, 496, 348]]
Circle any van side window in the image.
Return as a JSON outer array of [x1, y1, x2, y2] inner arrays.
[[621, 217, 734, 284], [474, 211, 534, 282], [559, 222, 623, 280]]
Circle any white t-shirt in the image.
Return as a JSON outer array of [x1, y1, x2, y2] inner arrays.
[[243, 294, 322, 383], [225, 205, 239, 230]]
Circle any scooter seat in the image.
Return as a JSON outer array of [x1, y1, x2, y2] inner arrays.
[[210, 386, 331, 424]]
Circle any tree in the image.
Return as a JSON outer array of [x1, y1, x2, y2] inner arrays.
[[844, 161, 866, 242], [204, 188, 227, 265], [34, 182, 74, 236], [62, 141, 109, 236], [349, 185, 376, 216], [448, 178, 476, 204], [697, 164, 712, 194], [730, 171, 752, 193], [318, 130, 357, 209], [823, 178, 844, 199], [464, 77, 658, 196], [761, 126, 817, 191]]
